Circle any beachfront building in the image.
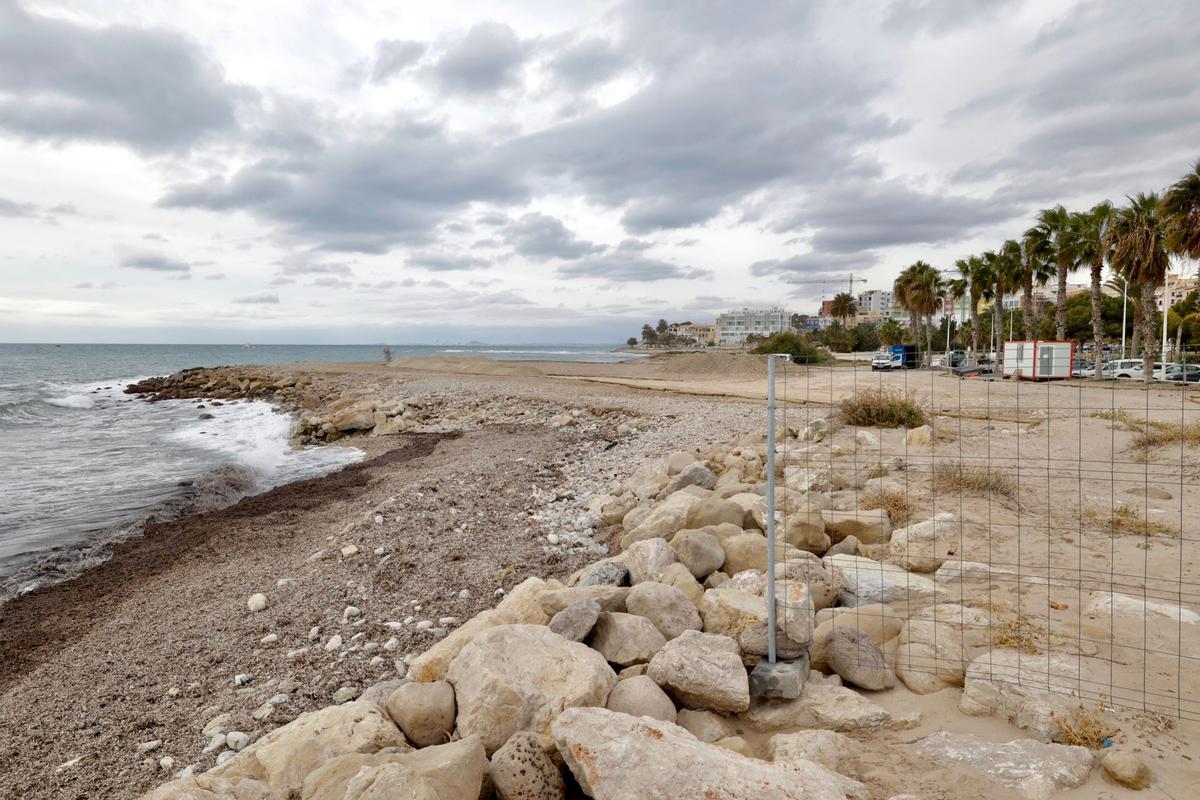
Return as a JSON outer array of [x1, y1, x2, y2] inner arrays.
[[1155, 274, 1199, 312], [716, 307, 790, 346], [671, 322, 718, 345]]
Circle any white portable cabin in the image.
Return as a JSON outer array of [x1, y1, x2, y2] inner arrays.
[[1002, 340, 1074, 380]]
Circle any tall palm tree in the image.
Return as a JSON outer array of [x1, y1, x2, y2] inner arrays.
[[1030, 205, 1079, 340], [896, 261, 944, 361], [1161, 159, 1200, 260], [1106, 193, 1171, 383], [984, 243, 1023, 362], [949, 256, 989, 355], [879, 317, 905, 346], [893, 266, 920, 349], [1019, 226, 1054, 341], [829, 292, 857, 326], [1069, 201, 1115, 378]]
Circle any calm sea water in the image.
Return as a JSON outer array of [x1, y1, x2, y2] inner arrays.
[[0, 342, 630, 598]]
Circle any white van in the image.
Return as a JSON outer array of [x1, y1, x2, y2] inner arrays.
[[1103, 359, 1164, 379]]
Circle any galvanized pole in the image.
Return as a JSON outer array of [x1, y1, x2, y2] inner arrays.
[[1121, 279, 1128, 359], [765, 354, 778, 664]]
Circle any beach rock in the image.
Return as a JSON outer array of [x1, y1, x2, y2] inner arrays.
[[743, 684, 891, 732], [446, 624, 616, 754], [606, 675, 677, 723], [721, 533, 802, 576], [714, 736, 755, 757], [724, 569, 766, 594], [577, 562, 629, 587], [895, 604, 991, 692], [777, 557, 840, 611], [589, 612, 667, 666], [704, 571, 729, 589], [622, 506, 651, 533], [912, 732, 1092, 800], [548, 599, 602, 642], [811, 604, 903, 670], [665, 462, 717, 494], [620, 493, 701, 547], [384, 680, 455, 747], [774, 578, 815, 648], [359, 679, 407, 712], [826, 535, 860, 557], [667, 451, 696, 474], [646, 629, 749, 712], [784, 506, 830, 553], [330, 402, 376, 432], [551, 707, 856, 800], [725, 492, 767, 529], [905, 425, 933, 446], [625, 582, 701, 640], [302, 736, 485, 800], [624, 538, 677, 583], [825, 627, 895, 690], [206, 701, 407, 796], [670, 530, 725, 578], [823, 553, 938, 608], [823, 509, 891, 545], [539, 585, 629, 616], [768, 729, 856, 772], [959, 650, 1092, 740], [699, 588, 767, 640], [489, 730, 566, 800], [408, 578, 552, 682], [626, 458, 670, 501], [598, 494, 637, 526], [654, 562, 704, 606], [246, 593, 268, 613], [889, 513, 961, 572], [1102, 750, 1151, 789], [675, 709, 729, 743], [685, 497, 745, 529]]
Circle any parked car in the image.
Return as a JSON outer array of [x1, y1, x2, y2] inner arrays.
[[1154, 363, 1200, 383], [1105, 360, 1166, 379], [871, 352, 903, 370]]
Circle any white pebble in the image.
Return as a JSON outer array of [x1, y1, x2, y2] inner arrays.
[[232, 673, 253, 686], [215, 751, 236, 765], [369, 656, 385, 667], [324, 635, 343, 652], [259, 633, 278, 645], [308, 626, 320, 641], [494, 588, 506, 597], [343, 605, 361, 619], [225, 732, 250, 751], [383, 637, 399, 651], [403, 616, 414, 624], [415, 620, 433, 630], [373, 514, 384, 525], [286, 648, 307, 659], [457, 589, 471, 600], [158, 756, 175, 771], [340, 544, 359, 558], [269, 693, 289, 705], [246, 593, 268, 613], [438, 616, 458, 626], [275, 578, 294, 587], [137, 740, 161, 755], [373, 546, 386, 556], [547, 534, 560, 545], [201, 734, 225, 755]]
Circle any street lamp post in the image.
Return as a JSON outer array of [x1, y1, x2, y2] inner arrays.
[[1121, 278, 1128, 359]]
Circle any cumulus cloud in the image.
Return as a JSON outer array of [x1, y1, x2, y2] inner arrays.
[[0, 0, 241, 152], [232, 292, 279, 304], [370, 39, 427, 83], [557, 250, 711, 283], [430, 22, 526, 94], [883, 0, 1019, 34], [407, 251, 492, 271], [118, 251, 191, 274], [548, 37, 627, 89], [503, 212, 604, 260]]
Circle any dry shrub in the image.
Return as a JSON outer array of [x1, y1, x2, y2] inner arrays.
[[1081, 504, 1177, 538], [1052, 704, 1120, 749], [1091, 410, 1200, 454], [865, 464, 888, 480], [861, 490, 914, 525], [838, 388, 928, 429], [932, 461, 1018, 501], [990, 612, 1052, 654]]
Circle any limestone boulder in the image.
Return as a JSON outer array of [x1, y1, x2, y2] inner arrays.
[[685, 497, 745, 529], [822, 554, 938, 608], [551, 707, 860, 800], [662, 462, 717, 495], [825, 627, 895, 690], [743, 684, 893, 733], [959, 650, 1099, 741], [905, 425, 933, 447], [646, 630, 750, 713], [699, 588, 766, 640], [670, 530, 725, 579], [620, 492, 702, 548], [667, 450, 696, 474], [889, 513, 961, 572], [783, 506, 830, 554], [777, 556, 841, 610], [721, 533, 803, 576], [912, 732, 1092, 800], [446, 624, 616, 754], [1102, 750, 1152, 790], [823, 509, 891, 545], [654, 562, 704, 606], [489, 730, 566, 800], [547, 598, 602, 642], [384, 680, 456, 747], [622, 506, 651, 533], [675, 709, 729, 743], [623, 538, 678, 584], [539, 585, 628, 616], [774, 578, 815, 649], [606, 675, 677, 723], [768, 729, 856, 773], [625, 581, 701, 640], [625, 457, 670, 501], [301, 737, 486, 800], [895, 604, 991, 691], [589, 612, 667, 666], [331, 401, 376, 432], [810, 604, 904, 670], [598, 494, 637, 527]]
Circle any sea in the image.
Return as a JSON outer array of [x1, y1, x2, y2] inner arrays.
[[0, 342, 632, 599]]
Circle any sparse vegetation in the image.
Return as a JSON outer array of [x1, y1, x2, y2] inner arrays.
[[990, 611, 1054, 654], [931, 461, 1018, 501], [382, 346, 393, 363], [752, 332, 824, 364], [861, 490, 914, 525], [865, 464, 888, 480], [1089, 409, 1200, 456], [1052, 704, 1120, 749], [838, 388, 927, 429], [1082, 504, 1177, 538]]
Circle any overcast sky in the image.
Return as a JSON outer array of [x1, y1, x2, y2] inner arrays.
[[2, 0, 1197, 344]]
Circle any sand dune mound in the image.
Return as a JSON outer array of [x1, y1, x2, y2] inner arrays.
[[637, 351, 768, 380], [391, 355, 546, 377]]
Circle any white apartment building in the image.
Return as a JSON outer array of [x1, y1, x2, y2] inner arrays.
[[857, 289, 893, 316], [1156, 275, 1199, 312], [716, 307, 790, 346]]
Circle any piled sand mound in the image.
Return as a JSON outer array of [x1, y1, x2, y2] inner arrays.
[[636, 351, 768, 380], [390, 355, 546, 378]]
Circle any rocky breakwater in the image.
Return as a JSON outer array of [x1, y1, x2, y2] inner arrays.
[[141, 415, 1156, 799]]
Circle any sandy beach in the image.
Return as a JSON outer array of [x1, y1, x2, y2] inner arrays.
[[2, 353, 1198, 799]]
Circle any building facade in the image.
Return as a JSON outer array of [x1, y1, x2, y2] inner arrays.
[[1156, 275, 1199, 312], [671, 322, 718, 345], [858, 289, 893, 316], [716, 307, 790, 346]]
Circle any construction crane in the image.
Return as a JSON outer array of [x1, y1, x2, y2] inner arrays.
[[785, 273, 868, 296]]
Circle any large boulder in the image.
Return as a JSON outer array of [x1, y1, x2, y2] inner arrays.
[[810, 604, 904, 670], [822, 554, 938, 608], [488, 731, 566, 800], [895, 604, 991, 693], [623, 538, 678, 583], [722, 533, 803, 576], [625, 458, 670, 501], [551, 707, 860, 800], [384, 681, 456, 747], [330, 401, 376, 432], [777, 556, 840, 610], [662, 462, 717, 495], [670, 530, 725, 579], [606, 675, 677, 723], [547, 598, 602, 642], [686, 497, 746, 529], [446, 624, 616, 754], [889, 513, 961, 572], [960, 650, 1101, 740], [625, 581, 701, 640], [743, 685, 893, 733], [825, 627, 895, 690], [620, 493, 702, 548], [675, 709, 729, 743], [823, 509, 891, 545], [539, 585, 629, 616], [783, 506, 830, 554], [205, 702, 407, 796], [912, 732, 1092, 800], [768, 729, 856, 773], [589, 612, 667, 666], [646, 630, 750, 713], [654, 562, 704, 606], [699, 588, 767, 640], [301, 737, 486, 800]]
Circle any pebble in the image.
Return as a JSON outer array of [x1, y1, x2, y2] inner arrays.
[[308, 626, 320, 641], [349, 632, 366, 643], [383, 637, 400, 651], [246, 593, 268, 613], [275, 577, 294, 587], [166, 687, 181, 698], [333, 686, 360, 703], [344, 605, 362, 619], [415, 620, 433, 630], [324, 635, 343, 652], [286, 648, 307, 659], [369, 656, 385, 666], [437, 616, 458, 626], [137, 740, 161, 755], [225, 732, 250, 751], [215, 751, 236, 765], [403, 616, 415, 624], [428, 627, 448, 638], [340, 544, 359, 558], [232, 673, 253, 686], [374, 515, 384, 525], [373, 546, 386, 555], [158, 756, 175, 771], [54, 756, 83, 772], [260, 633, 278, 645], [202, 734, 225, 755], [547, 533, 560, 545], [494, 588, 506, 597], [458, 589, 471, 599], [394, 660, 409, 678], [269, 693, 289, 705]]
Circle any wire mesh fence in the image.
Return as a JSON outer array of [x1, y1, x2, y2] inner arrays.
[[768, 350, 1199, 724]]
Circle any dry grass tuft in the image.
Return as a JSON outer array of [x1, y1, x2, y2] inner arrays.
[[1081, 504, 1177, 538], [861, 490, 914, 525], [1090, 410, 1200, 455], [865, 464, 888, 480], [1052, 704, 1120, 749], [932, 461, 1018, 501], [838, 388, 928, 429], [990, 612, 1053, 654]]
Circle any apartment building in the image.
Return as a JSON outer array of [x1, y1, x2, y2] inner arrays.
[[716, 307, 790, 346]]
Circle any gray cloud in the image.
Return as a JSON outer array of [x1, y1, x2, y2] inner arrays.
[[407, 252, 491, 271], [557, 250, 711, 283], [0, 0, 241, 152], [370, 39, 427, 83], [119, 252, 191, 273], [310, 276, 353, 289], [232, 292, 279, 304], [0, 195, 37, 217], [750, 252, 873, 278], [205, 273, 226, 280], [430, 22, 525, 94], [883, 0, 1019, 34], [503, 212, 604, 260], [548, 37, 627, 89], [279, 261, 353, 276]]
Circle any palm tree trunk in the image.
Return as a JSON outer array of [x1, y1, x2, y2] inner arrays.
[[1023, 271, 1035, 341], [1174, 319, 1184, 361], [1090, 262, 1105, 380], [970, 295, 980, 354], [926, 314, 934, 363], [1055, 258, 1068, 340], [1141, 279, 1157, 384], [994, 283, 1004, 363]]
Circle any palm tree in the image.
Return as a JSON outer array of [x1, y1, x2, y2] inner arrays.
[[984, 243, 1023, 362], [949, 256, 989, 355], [895, 261, 944, 361], [879, 317, 905, 346], [1069, 201, 1115, 378], [830, 292, 857, 326], [1030, 205, 1079, 340], [1106, 193, 1170, 383], [1161, 159, 1200, 260], [1019, 226, 1054, 341]]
